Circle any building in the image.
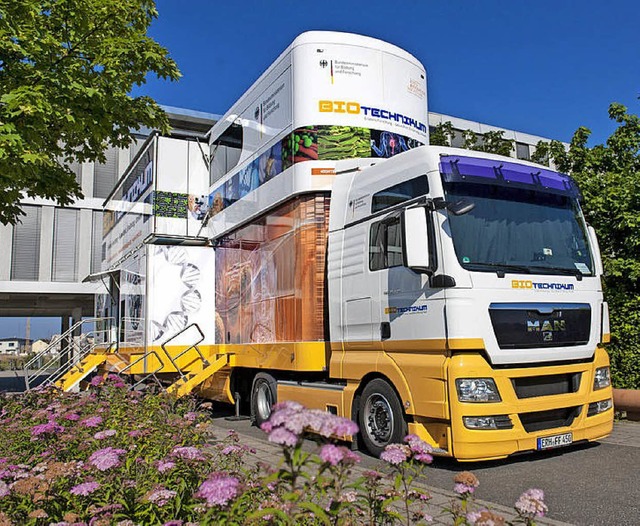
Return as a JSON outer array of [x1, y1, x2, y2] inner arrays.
[[0, 106, 560, 338], [0, 337, 28, 355]]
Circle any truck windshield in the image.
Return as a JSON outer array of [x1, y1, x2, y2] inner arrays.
[[444, 182, 594, 276]]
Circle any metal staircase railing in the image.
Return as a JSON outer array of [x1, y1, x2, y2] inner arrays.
[[160, 323, 209, 380], [23, 317, 117, 391]]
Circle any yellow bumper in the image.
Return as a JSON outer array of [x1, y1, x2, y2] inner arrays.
[[446, 347, 613, 461]]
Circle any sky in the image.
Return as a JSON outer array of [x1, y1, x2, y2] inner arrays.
[[135, 0, 639, 145], [2, 0, 638, 340]]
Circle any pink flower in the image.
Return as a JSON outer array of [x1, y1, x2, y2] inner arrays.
[[81, 416, 103, 428], [88, 447, 126, 471], [414, 452, 434, 464], [70, 481, 100, 496], [156, 460, 176, 473], [64, 413, 81, 421], [145, 487, 177, 507], [330, 416, 359, 437], [94, 429, 117, 440], [184, 412, 198, 422], [171, 446, 204, 460], [195, 472, 239, 507], [0, 480, 10, 498], [515, 488, 548, 518], [320, 444, 345, 465], [90, 376, 104, 387], [267, 427, 298, 447], [404, 434, 433, 455], [31, 420, 64, 437], [380, 444, 410, 465], [221, 445, 242, 455]]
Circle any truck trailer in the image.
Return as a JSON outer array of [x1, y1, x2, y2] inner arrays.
[[55, 31, 613, 461]]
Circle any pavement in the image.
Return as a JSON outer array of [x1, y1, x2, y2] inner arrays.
[[205, 419, 640, 525]]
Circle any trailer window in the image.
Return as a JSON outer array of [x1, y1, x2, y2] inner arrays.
[[369, 218, 404, 271], [210, 121, 243, 185], [371, 175, 428, 213]]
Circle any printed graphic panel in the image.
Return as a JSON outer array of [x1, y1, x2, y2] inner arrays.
[[147, 245, 216, 345], [215, 195, 329, 344]]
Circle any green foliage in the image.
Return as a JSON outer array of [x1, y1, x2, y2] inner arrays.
[[533, 103, 640, 388], [429, 121, 514, 157], [0, 0, 180, 225], [429, 121, 454, 146]]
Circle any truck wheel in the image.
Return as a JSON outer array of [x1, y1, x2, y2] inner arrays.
[[358, 378, 407, 457], [251, 372, 277, 427]]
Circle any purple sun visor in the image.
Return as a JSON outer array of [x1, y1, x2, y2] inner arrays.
[[439, 155, 581, 198]]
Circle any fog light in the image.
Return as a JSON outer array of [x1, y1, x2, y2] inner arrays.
[[463, 415, 513, 430], [456, 378, 501, 402], [587, 399, 613, 417], [593, 367, 611, 390]]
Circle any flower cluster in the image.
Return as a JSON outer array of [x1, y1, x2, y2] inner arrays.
[[260, 400, 359, 447], [514, 488, 548, 519], [453, 471, 480, 495]]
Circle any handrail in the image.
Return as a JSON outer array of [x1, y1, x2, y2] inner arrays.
[[160, 323, 207, 380], [23, 317, 116, 390], [116, 350, 166, 391]]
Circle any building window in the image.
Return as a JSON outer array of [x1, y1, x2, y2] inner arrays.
[[52, 208, 79, 282], [369, 218, 404, 271], [516, 142, 531, 161], [94, 147, 119, 199], [210, 121, 243, 186], [11, 205, 41, 281], [91, 210, 103, 273], [451, 129, 466, 149]]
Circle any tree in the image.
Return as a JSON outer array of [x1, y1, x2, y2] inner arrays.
[[429, 121, 514, 157], [0, 0, 180, 225], [533, 103, 640, 388]]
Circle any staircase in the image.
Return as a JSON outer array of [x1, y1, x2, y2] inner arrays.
[[161, 323, 229, 398], [23, 318, 117, 391]]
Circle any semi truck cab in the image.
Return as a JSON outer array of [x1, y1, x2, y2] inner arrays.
[[328, 145, 613, 460]]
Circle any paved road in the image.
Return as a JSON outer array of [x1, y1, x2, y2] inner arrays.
[[209, 406, 640, 526]]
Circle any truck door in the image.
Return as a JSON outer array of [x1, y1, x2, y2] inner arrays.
[[341, 222, 380, 347]]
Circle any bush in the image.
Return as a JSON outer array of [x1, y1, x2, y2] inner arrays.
[[0, 386, 548, 525]]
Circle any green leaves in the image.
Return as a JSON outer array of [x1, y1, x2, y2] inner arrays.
[[535, 103, 640, 389], [0, 0, 180, 225]]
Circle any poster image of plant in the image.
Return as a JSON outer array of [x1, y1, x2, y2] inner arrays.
[[282, 127, 318, 170], [317, 125, 371, 160]]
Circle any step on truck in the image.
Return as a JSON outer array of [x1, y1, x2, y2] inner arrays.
[[78, 31, 613, 461]]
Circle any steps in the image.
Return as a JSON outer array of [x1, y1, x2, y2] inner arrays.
[[166, 354, 228, 398]]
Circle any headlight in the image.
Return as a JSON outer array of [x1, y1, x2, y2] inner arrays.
[[593, 367, 611, 390], [463, 415, 513, 430], [587, 399, 613, 417], [456, 378, 501, 402]]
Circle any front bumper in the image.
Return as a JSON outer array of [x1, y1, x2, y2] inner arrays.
[[447, 347, 613, 461]]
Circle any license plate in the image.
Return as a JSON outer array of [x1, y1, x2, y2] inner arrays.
[[537, 432, 573, 450]]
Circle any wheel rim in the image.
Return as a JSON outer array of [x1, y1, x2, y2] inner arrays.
[[363, 393, 394, 447], [255, 381, 273, 421]]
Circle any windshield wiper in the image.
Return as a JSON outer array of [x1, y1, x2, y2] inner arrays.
[[462, 262, 532, 276], [526, 265, 590, 278]]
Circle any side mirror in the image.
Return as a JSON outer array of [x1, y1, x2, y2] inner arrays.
[[402, 207, 433, 274], [430, 197, 475, 216], [447, 198, 475, 216]]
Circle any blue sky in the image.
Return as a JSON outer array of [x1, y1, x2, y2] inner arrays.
[[136, 0, 639, 145], [2, 0, 638, 340]]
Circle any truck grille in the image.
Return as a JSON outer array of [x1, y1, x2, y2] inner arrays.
[[519, 406, 581, 433], [512, 373, 582, 399], [489, 303, 591, 349]]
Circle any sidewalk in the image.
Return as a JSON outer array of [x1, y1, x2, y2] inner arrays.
[[207, 421, 573, 526], [600, 419, 640, 448]]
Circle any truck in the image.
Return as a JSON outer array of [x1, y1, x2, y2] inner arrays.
[[56, 31, 613, 461]]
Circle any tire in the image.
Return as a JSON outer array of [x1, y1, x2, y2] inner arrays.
[[358, 378, 407, 457], [250, 372, 277, 427]]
